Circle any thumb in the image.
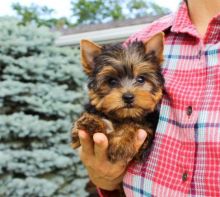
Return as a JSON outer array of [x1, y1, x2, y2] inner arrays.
[[93, 133, 109, 161], [135, 129, 147, 151]]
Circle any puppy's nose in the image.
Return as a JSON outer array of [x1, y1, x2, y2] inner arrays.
[[122, 93, 134, 104]]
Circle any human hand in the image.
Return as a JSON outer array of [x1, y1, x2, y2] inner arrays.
[[78, 129, 147, 191]]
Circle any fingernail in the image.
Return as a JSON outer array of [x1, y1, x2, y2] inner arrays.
[[78, 130, 86, 139], [138, 129, 147, 141], [93, 133, 103, 144]]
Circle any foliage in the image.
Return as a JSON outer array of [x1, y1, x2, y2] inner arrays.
[[71, 0, 170, 24], [0, 17, 88, 197], [12, 0, 170, 27], [12, 3, 72, 29], [71, 0, 125, 24], [127, 0, 170, 18]]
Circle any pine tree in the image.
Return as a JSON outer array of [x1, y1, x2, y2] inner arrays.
[[0, 18, 88, 197]]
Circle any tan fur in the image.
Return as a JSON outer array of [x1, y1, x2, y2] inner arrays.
[[133, 62, 157, 77], [72, 33, 165, 164], [144, 32, 164, 63], [80, 39, 102, 76], [97, 66, 118, 79]]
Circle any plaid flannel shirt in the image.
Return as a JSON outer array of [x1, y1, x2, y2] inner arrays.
[[99, 1, 220, 196]]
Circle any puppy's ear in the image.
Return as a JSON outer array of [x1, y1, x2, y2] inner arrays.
[[144, 32, 164, 63], [80, 39, 102, 76]]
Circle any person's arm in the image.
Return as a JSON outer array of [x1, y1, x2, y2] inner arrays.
[[78, 129, 147, 195]]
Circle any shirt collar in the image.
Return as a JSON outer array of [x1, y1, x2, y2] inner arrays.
[[171, 1, 199, 38], [171, 1, 220, 43], [204, 13, 220, 44]]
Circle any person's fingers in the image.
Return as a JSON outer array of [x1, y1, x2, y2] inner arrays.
[[93, 133, 108, 161], [79, 130, 94, 156], [134, 129, 147, 151]]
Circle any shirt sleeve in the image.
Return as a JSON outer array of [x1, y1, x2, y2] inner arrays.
[[123, 14, 173, 46], [97, 188, 122, 197]]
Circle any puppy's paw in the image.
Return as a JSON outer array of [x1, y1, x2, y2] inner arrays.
[[134, 133, 153, 162], [71, 123, 80, 149], [71, 113, 114, 149], [76, 113, 109, 135], [74, 113, 113, 135]]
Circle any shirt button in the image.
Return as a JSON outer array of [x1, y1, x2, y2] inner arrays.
[[198, 50, 202, 58], [186, 106, 192, 116], [182, 172, 188, 182]]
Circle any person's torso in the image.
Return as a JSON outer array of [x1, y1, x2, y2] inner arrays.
[[123, 2, 220, 196]]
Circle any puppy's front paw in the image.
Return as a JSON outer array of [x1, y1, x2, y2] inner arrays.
[[71, 123, 80, 149], [76, 113, 107, 134], [71, 113, 114, 149]]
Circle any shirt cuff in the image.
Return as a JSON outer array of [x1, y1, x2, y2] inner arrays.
[[97, 188, 121, 197]]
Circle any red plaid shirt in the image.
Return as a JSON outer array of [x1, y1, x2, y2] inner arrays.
[[99, 1, 220, 196]]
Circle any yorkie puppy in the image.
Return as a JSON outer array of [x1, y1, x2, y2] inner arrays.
[[71, 32, 164, 163]]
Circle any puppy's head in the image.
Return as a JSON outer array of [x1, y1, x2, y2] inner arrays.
[[80, 33, 164, 119]]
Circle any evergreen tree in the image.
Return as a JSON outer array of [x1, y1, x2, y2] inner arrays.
[[0, 18, 88, 197], [71, 0, 170, 25], [12, 0, 170, 27], [12, 3, 72, 29]]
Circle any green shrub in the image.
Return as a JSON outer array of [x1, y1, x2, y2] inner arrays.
[[0, 17, 88, 197]]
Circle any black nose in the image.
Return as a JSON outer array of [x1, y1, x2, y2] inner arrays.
[[122, 93, 134, 104]]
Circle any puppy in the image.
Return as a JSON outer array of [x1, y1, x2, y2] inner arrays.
[[71, 32, 164, 163]]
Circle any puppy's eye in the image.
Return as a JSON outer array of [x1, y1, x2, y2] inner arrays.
[[136, 76, 145, 84], [108, 78, 118, 87]]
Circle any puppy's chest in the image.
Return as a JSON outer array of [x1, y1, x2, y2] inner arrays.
[[83, 104, 157, 138], [102, 118, 154, 142]]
